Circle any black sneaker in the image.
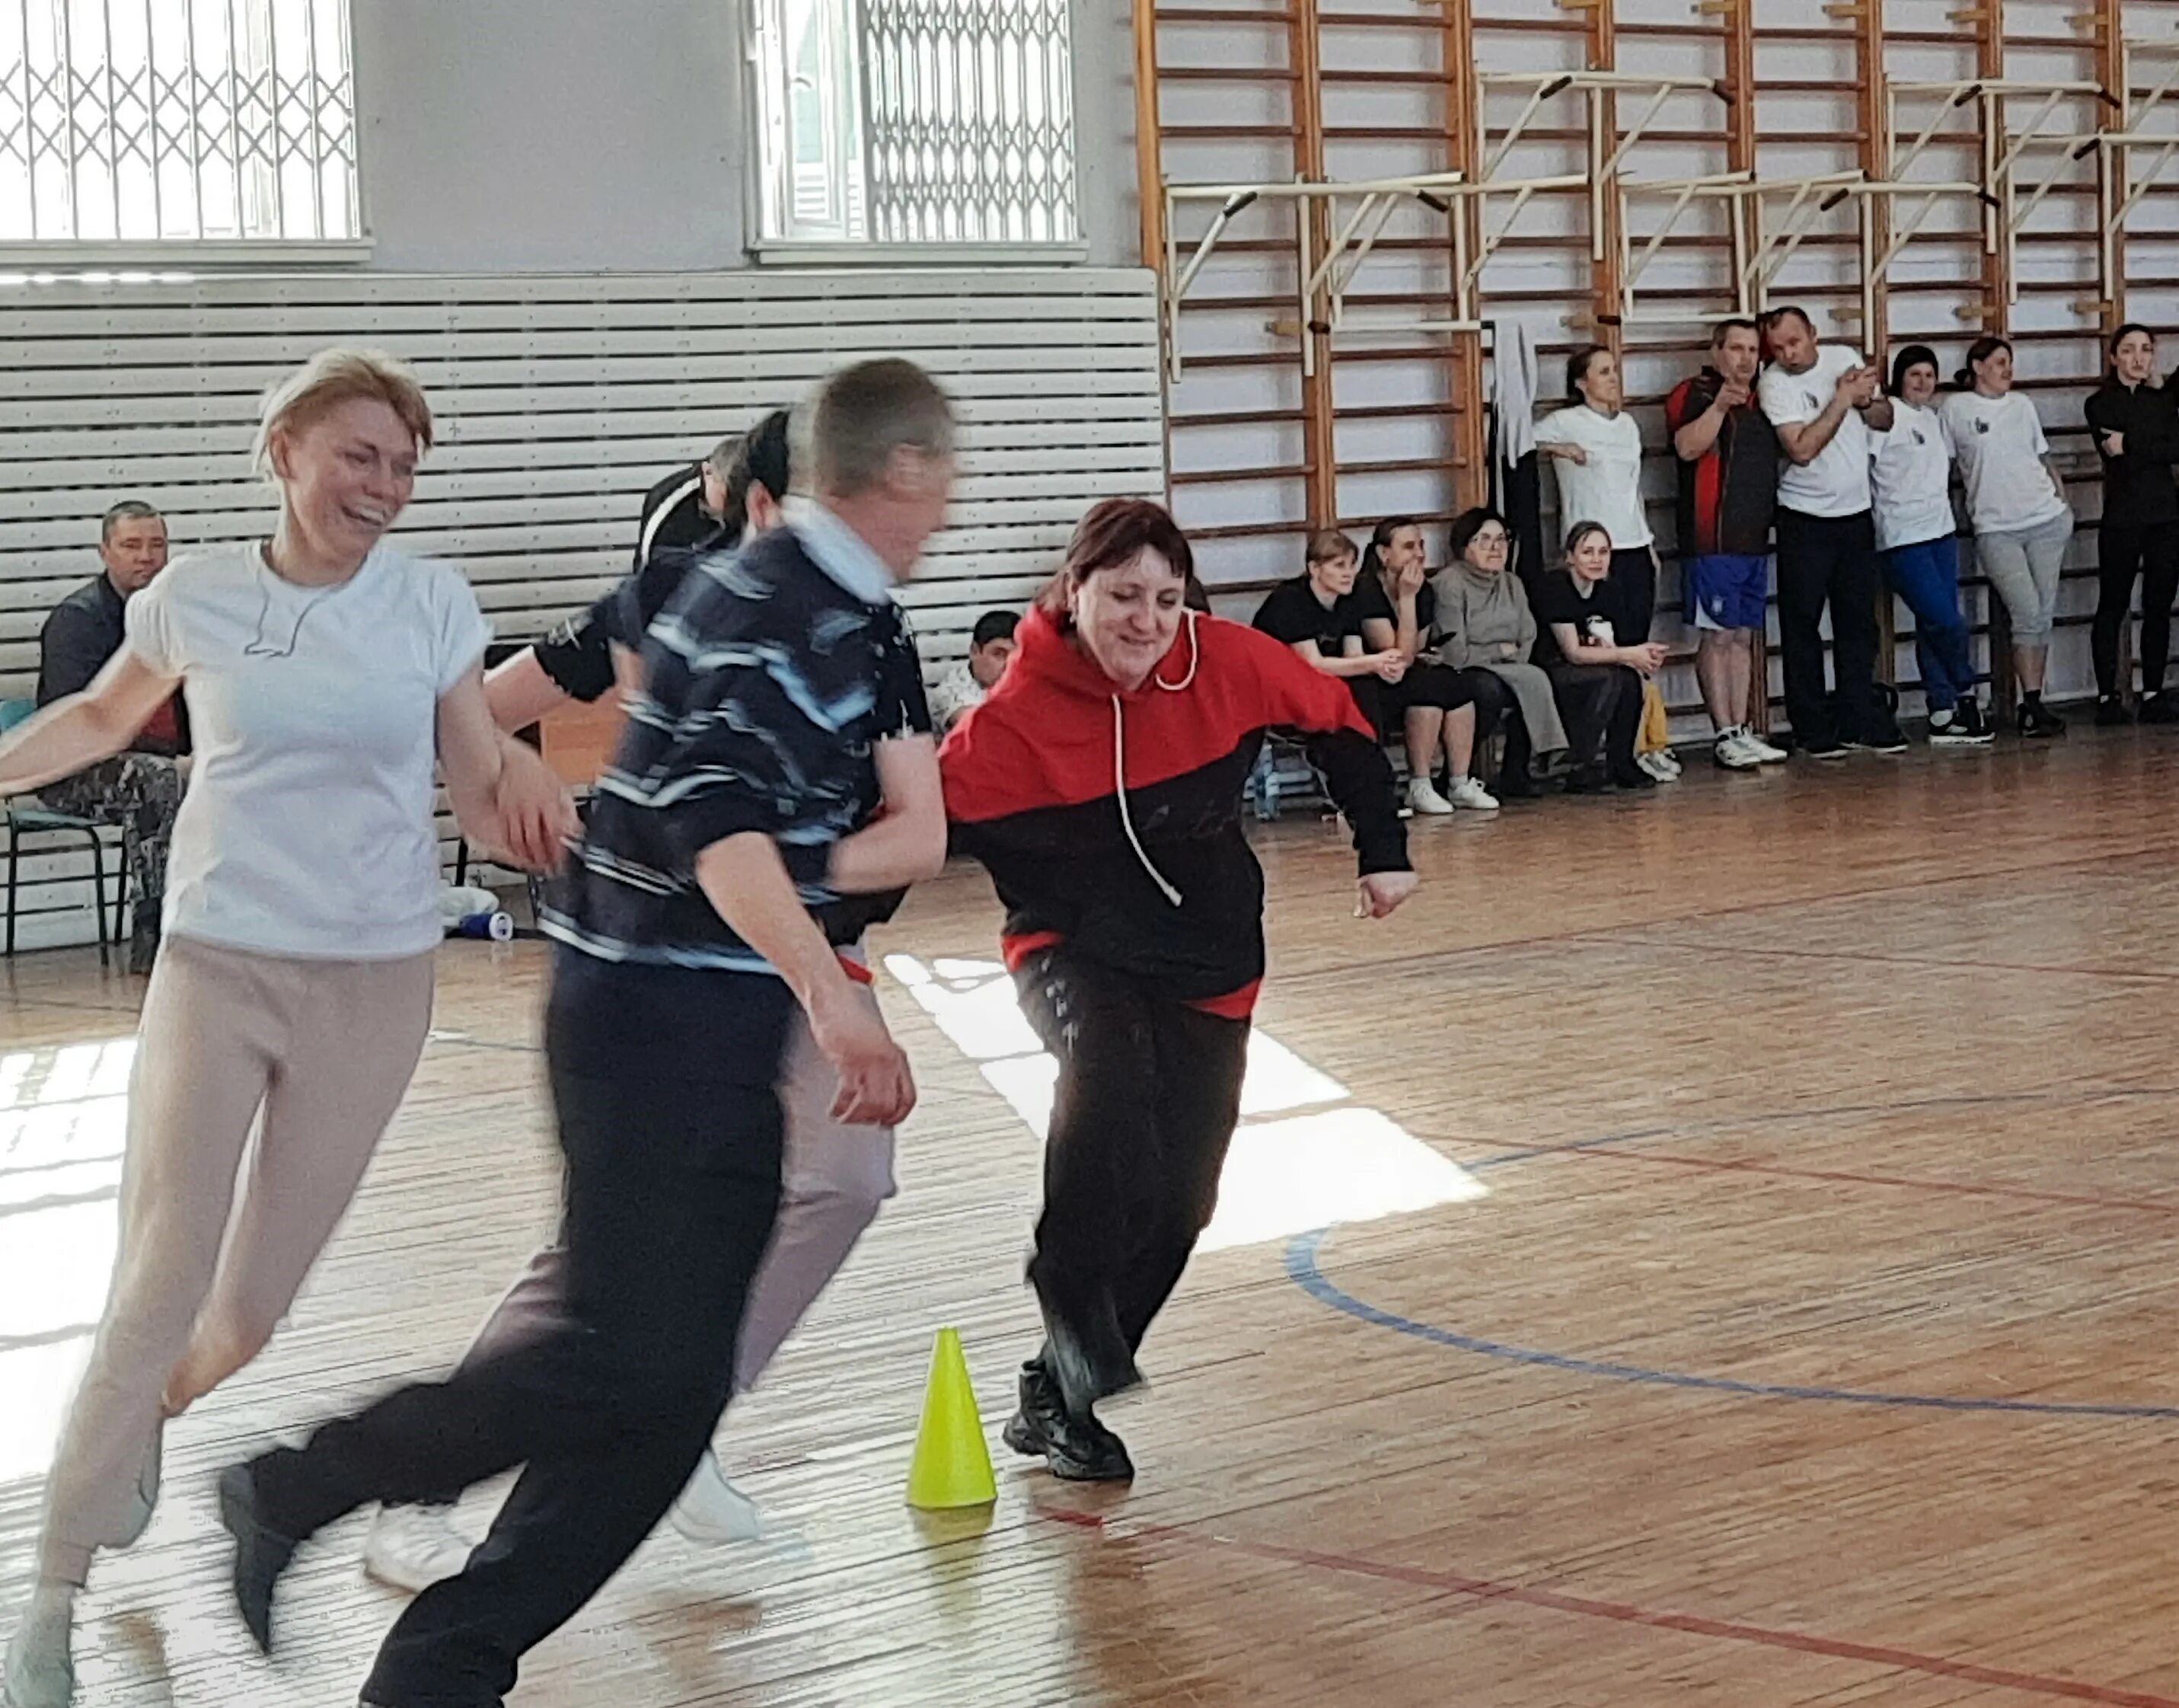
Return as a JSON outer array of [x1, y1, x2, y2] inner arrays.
[[1845, 725, 1909, 755], [217, 1463, 299, 1655], [2095, 695, 2134, 726], [1608, 765, 1658, 790], [1956, 698, 1992, 738], [1928, 712, 1993, 748], [1800, 740, 1850, 761], [2017, 701, 2066, 738], [2140, 692, 2179, 725], [1001, 1362, 1135, 1482]]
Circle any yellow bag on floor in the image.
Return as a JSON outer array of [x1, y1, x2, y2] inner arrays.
[[1638, 678, 1671, 756]]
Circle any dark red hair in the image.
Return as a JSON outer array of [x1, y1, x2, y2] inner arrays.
[[1035, 498, 1196, 620]]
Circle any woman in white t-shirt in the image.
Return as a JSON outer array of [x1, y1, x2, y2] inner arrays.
[[1868, 345, 1988, 745], [1938, 336, 2073, 737], [1536, 344, 1658, 643], [0, 349, 574, 1708]]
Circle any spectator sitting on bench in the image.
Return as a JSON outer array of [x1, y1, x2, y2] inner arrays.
[[1253, 527, 1495, 813], [1531, 521, 1664, 792], [34, 500, 189, 971], [1428, 507, 1570, 793], [931, 609, 1020, 733]]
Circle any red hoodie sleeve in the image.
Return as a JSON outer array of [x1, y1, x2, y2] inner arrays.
[[1227, 620, 1379, 741], [1230, 621, 1409, 876]]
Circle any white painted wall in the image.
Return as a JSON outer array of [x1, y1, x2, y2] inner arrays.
[[347, 0, 1140, 271]]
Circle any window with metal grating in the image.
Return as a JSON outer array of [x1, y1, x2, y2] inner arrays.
[[752, 0, 1077, 253], [0, 0, 359, 251]]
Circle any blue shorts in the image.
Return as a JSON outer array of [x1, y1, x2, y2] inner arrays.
[[1683, 554, 1770, 631]]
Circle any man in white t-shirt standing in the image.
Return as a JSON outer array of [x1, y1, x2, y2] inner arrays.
[[1756, 306, 1908, 759], [1537, 344, 1658, 640]]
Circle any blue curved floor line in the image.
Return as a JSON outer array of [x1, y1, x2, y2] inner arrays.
[[1285, 1228, 2179, 1420]]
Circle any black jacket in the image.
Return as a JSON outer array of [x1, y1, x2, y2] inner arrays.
[[37, 574, 189, 755], [2085, 378, 2179, 531]]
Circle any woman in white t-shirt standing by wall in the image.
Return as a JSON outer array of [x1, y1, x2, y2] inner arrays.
[[1536, 345, 1659, 641], [1938, 335, 2073, 738], [0, 349, 574, 1708], [1868, 344, 1991, 746]]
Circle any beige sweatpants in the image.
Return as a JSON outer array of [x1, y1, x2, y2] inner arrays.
[[36, 934, 435, 1585]]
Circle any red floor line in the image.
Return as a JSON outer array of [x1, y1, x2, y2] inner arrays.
[[1504, 1139, 2179, 1216], [1045, 1511, 2179, 1707]]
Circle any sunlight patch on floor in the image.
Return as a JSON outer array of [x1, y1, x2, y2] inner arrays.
[[0, 1036, 133, 1480], [885, 954, 1485, 1251]]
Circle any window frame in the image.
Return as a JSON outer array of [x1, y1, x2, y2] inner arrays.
[[741, 0, 1084, 263]]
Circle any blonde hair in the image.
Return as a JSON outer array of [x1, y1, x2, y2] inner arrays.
[[252, 347, 434, 481]]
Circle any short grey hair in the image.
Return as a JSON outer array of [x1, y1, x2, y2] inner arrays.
[[794, 359, 956, 500], [100, 500, 164, 544], [704, 434, 740, 483]]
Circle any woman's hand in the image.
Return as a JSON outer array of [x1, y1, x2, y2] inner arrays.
[[1355, 870, 1419, 919], [2102, 429, 2126, 458], [1541, 441, 1587, 466], [490, 741, 580, 872], [1497, 641, 1520, 662], [1394, 560, 1427, 600], [1370, 651, 1409, 683], [1629, 640, 1668, 676]]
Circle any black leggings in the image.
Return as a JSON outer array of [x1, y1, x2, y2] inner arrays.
[[1457, 667, 1532, 784], [1347, 664, 1476, 745], [2092, 522, 2179, 698], [1546, 660, 1641, 777], [1015, 946, 1251, 1380]]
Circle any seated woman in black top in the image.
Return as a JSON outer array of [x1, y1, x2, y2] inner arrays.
[[1530, 522, 1667, 792], [1360, 516, 1505, 811], [1253, 528, 1497, 812]]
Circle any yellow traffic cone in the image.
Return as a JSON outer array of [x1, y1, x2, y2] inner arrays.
[[906, 1327, 997, 1510]]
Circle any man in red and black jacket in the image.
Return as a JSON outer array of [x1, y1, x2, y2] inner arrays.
[[1665, 318, 1788, 771], [940, 498, 1414, 1484]]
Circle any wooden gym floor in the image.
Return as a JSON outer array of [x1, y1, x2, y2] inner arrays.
[[4, 726, 2179, 1706]]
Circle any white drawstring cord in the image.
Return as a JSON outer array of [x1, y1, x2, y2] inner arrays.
[[1154, 607, 1201, 691], [1111, 694, 1184, 907]]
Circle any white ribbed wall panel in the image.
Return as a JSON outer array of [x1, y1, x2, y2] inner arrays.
[[0, 266, 1166, 950]]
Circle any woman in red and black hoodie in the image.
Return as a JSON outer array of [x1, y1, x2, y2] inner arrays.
[[940, 499, 1416, 1482]]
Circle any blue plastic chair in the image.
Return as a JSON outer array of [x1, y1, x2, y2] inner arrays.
[[0, 699, 118, 964]]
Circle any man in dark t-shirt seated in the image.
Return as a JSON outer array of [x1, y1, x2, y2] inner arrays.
[[33, 500, 190, 969], [1252, 527, 1495, 812], [1529, 521, 1667, 790]]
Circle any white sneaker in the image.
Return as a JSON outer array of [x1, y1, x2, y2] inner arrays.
[[1742, 729, 1788, 763], [1635, 750, 1679, 782], [1444, 776, 1500, 811], [363, 1504, 476, 1595], [1712, 729, 1762, 771], [1405, 777, 1456, 816], [2, 1584, 76, 1708], [668, 1449, 766, 1545]]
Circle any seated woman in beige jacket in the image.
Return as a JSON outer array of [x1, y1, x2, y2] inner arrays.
[[1427, 509, 1569, 790]]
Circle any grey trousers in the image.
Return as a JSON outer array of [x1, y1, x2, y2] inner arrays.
[[457, 974, 897, 1398]]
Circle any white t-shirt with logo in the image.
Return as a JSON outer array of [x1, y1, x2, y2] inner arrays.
[[1536, 404, 1652, 549], [1936, 388, 2069, 535], [126, 542, 493, 959], [1867, 400, 1958, 551], [1758, 344, 1874, 519]]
